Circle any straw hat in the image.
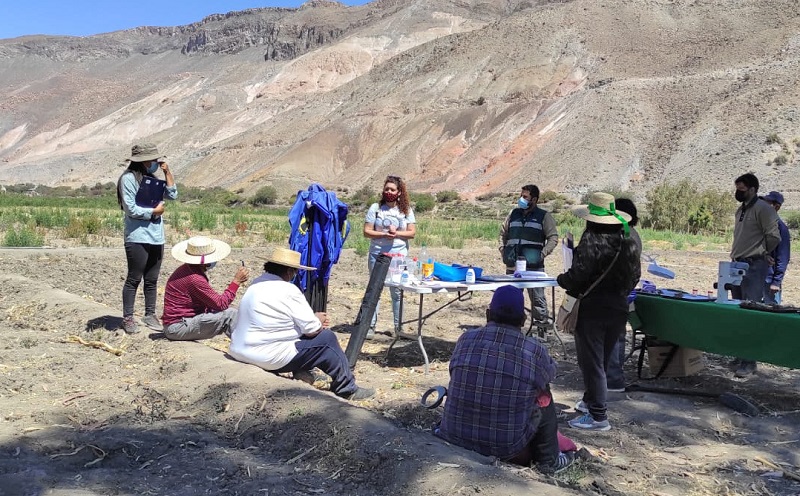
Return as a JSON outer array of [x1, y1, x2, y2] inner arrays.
[[572, 192, 632, 224], [262, 247, 316, 270], [127, 143, 164, 163], [171, 236, 231, 265]]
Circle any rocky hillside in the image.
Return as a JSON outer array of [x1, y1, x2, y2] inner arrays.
[[1, 0, 799, 201]]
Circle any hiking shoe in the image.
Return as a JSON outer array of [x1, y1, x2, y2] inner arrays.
[[340, 387, 375, 401], [293, 370, 317, 385], [734, 361, 757, 378], [142, 314, 163, 331], [121, 316, 140, 335], [568, 413, 611, 431], [575, 400, 588, 414]]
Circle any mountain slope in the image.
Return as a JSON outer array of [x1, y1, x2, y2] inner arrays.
[[1, 0, 798, 200]]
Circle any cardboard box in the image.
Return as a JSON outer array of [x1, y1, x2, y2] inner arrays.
[[647, 344, 704, 377]]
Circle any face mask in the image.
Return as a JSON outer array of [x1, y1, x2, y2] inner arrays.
[[517, 197, 529, 209], [383, 191, 399, 203], [734, 190, 747, 202], [206, 262, 217, 270], [146, 161, 160, 174]]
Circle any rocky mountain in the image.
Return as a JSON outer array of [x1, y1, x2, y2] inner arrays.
[[1, 0, 799, 201]]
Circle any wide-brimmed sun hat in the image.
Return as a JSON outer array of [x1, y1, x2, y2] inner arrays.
[[572, 192, 632, 225], [171, 236, 231, 265], [263, 247, 316, 271], [127, 142, 164, 163]]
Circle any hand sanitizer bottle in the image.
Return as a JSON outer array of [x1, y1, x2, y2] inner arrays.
[[465, 265, 476, 284]]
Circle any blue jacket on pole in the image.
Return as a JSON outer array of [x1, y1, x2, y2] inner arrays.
[[288, 183, 350, 291]]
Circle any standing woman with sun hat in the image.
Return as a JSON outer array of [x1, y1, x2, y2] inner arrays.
[[116, 142, 178, 334], [362, 175, 416, 338], [557, 192, 641, 432]]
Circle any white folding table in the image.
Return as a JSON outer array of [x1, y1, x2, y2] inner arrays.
[[384, 278, 559, 373]]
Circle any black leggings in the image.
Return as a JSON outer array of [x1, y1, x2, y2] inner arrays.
[[123, 242, 163, 317]]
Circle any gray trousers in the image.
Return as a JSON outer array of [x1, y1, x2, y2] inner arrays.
[[506, 267, 549, 322], [164, 308, 238, 341]]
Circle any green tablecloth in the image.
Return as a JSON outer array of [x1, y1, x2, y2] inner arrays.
[[632, 293, 800, 369]]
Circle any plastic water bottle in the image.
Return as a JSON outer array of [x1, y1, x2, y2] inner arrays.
[[465, 265, 476, 284], [418, 245, 428, 273]]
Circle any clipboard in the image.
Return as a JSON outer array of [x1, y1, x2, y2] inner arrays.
[[135, 177, 166, 208]]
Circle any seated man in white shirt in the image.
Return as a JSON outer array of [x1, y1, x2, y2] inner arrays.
[[229, 247, 375, 401]]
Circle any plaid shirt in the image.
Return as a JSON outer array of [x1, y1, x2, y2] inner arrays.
[[437, 323, 557, 458], [162, 264, 239, 326]]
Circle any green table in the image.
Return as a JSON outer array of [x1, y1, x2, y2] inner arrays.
[[632, 293, 800, 369]]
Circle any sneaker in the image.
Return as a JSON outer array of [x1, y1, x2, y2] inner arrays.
[[340, 387, 375, 401], [550, 451, 576, 474], [141, 314, 163, 331], [365, 328, 376, 340], [734, 361, 757, 378], [568, 413, 611, 431], [293, 370, 317, 385], [121, 316, 140, 335], [575, 400, 588, 414]]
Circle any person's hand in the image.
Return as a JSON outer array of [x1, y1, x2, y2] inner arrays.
[[770, 284, 780, 292], [233, 266, 249, 284], [767, 255, 776, 266], [315, 312, 330, 328], [159, 161, 171, 174], [388, 224, 397, 235], [384, 230, 396, 239], [152, 201, 165, 216]]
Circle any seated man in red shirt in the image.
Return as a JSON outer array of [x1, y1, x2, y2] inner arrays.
[[161, 236, 249, 340]]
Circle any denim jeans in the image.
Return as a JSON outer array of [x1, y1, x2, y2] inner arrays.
[[368, 249, 406, 331], [273, 329, 357, 396], [732, 257, 770, 368]]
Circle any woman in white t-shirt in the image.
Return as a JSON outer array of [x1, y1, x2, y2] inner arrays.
[[362, 175, 417, 337]]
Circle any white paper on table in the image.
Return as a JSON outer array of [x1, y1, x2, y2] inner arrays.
[[561, 235, 574, 271], [515, 270, 552, 279]]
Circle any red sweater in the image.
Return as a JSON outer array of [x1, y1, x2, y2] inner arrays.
[[161, 264, 239, 326]]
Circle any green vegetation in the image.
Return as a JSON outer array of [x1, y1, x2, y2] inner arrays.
[[436, 190, 460, 203], [410, 192, 435, 213], [0, 182, 748, 253], [250, 185, 278, 206], [643, 180, 735, 235]]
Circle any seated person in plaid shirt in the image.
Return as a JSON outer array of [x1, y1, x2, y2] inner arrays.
[[161, 236, 249, 340], [435, 286, 574, 473]]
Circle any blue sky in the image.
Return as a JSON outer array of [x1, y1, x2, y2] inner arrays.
[[0, 1, 373, 39]]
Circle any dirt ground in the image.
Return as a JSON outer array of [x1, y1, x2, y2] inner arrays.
[[1, 240, 800, 496]]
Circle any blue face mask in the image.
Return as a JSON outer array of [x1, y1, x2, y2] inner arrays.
[[517, 197, 529, 209], [146, 161, 160, 174], [207, 262, 217, 270]]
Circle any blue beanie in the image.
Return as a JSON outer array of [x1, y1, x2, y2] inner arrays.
[[489, 285, 525, 319]]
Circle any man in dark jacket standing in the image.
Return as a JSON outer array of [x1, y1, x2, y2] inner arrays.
[[730, 174, 781, 377], [499, 184, 559, 327], [760, 191, 790, 305]]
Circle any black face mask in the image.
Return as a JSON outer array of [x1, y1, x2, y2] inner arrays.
[[734, 190, 747, 202]]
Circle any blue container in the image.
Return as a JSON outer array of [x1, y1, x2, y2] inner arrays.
[[433, 262, 484, 282]]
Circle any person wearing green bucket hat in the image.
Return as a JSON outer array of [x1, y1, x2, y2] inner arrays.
[[116, 142, 178, 334], [557, 192, 641, 432]]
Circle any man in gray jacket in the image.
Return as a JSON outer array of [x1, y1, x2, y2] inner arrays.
[[730, 173, 781, 377]]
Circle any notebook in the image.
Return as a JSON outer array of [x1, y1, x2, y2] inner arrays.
[[135, 177, 166, 208]]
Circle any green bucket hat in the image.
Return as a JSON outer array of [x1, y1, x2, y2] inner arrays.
[[127, 143, 163, 163]]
